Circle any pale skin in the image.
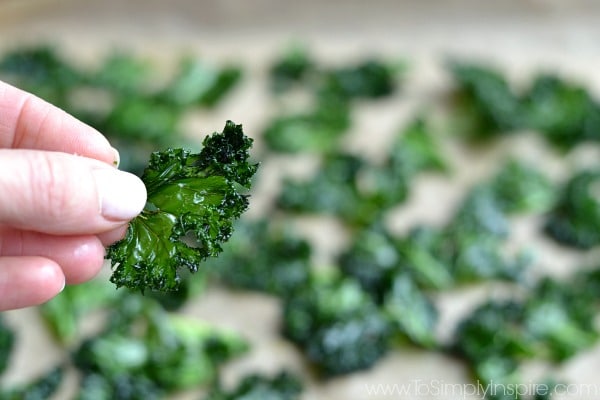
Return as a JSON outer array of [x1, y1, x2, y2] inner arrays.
[[0, 80, 147, 311]]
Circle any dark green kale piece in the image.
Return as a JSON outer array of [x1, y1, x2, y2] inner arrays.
[[337, 224, 401, 302], [209, 219, 311, 296], [0, 366, 64, 400], [277, 151, 368, 224], [524, 277, 598, 362], [489, 159, 556, 214], [0, 316, 15, 376], [319, 58, 401, 100], [106, 121, 258, 292], [275, 117, 445, 225], [545, 170, 600, 249], [360, 118, 446, 210], [204, 370, 303, 400], [73, 297, 248, 395], [382, 273, 439, 348], [0, 46, 83, 108], [263, 54, 403, 154], [162, 56, 242, 108], [76, 373, 162, 400], [268, 44, 315, 93], [524, 74, 600, 147], [452, 276, 599, 399], [262, 96, 351, 153], [38, 279, 124, 345], [281, 273, 391, 376], [448, 61, 524, 137]]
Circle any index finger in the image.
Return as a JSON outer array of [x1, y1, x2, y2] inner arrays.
[[0, 80, 118, 166]]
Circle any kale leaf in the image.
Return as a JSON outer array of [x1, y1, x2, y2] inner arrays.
[[0, 366, 64, 400], [545, 170, 600, 249], [209, 219, 311, 296], [106, 121, 258, 292], [204, 370, 303, 400], [0, 315, 15, 375], [282, 272, 391, 376], [73, 297, 248, 395]]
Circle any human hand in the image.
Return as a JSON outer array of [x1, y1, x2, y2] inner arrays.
[[0, 80, 147, 311]]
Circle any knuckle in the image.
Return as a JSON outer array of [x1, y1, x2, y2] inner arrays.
[[29, 153, 72, 221]]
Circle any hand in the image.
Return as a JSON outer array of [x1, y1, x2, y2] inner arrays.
[[0, 80, 147, 311]]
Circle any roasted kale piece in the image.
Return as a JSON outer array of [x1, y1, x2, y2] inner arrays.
[[209, 219, 311, 296], [262, 96, 351, 153], [162, 56, 242, 108], [282, 273, 391, 376], [382, 273, 439, 348], [0, 45, 82, 108], [524, 277, 598, 361], [545, 170, 600, 249], [268, 44, 315, 93], [38, 279, 124, 345], [448, 61, 524, 136], [452, 300, 535, 397], [524, 74, 600, 147], [106, 121, 258, 292], [76, 373, 162, 400], [489, 159, 556, 215], [277, 151, 367, 224], [263, 53, 403, 153], [73, 297, 248, 395], [276, 118, 445, 225], [0, 316, 15, 376], [0, 366, 64, 400], [453, 276, 599, 399], [204, 370, 303, 400], [320, 58, 400, 100]]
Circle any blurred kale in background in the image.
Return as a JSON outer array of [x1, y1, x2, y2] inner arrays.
[[1, 44, 600, 400]]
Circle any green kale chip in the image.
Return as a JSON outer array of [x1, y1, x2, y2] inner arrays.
[[382, 273, 439, 348], [38, 279, 124, 345], [0, 315, 15, 375], [524, 74, 600, 147], [0, 366, 64, 400], [209, 219, 311, 296], [489, 159, 556, 214], [269, 44, 315, 93], [545, 170, 600, 249], [320, 58, 401, 100], [73, 298, 248, 395], [106, 121, 258, 292], [204, 370, 303, 400], [162, 56, 242, 108], [262, 96, 351, 153], [282, 273, 391, 376], [448, 61, 524, 136], [453, 276, 599, 398]]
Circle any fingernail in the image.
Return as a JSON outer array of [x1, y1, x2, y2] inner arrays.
[[111, 147, 120, 168], [93, 168, 147, 221], [59, 278, 66, 293]]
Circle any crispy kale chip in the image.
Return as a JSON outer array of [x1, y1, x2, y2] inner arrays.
[[489, 159, 556, 215], [453, 276, 599, 399], [448, 61, 524, 136], [282, 273, 391, 376], [204, 370, 303, 400], [524, 74, 600, 147], [545, 170, 600, 249], [0, 366, 64, 400], [106, 121, 258, 292], [0, 315, 15, 375], [73, 297, 248, 397], [209, 219, 311, 296]]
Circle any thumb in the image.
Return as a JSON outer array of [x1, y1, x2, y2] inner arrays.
[[0, 149, 146, 235]]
